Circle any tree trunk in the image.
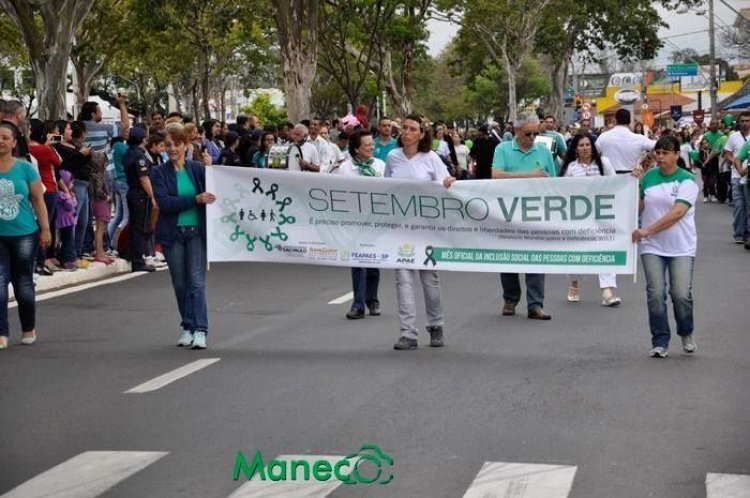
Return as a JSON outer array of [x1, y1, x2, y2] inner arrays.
[[198, 47, 211, 120], [504, 52, 521, 124], [31, 52, 69, 120], [547, 51, 571, 124], [273, 0, 318, 123]]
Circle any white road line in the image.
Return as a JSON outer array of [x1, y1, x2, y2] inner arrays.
[[0, 451, 167, 498], [462, 462, 577, 498], [706, 473, 750, 497], [228, 455, 351, 498], [10, 272, 142, 309], [327, 292, 353, 305], [124, 358, 221, 394]]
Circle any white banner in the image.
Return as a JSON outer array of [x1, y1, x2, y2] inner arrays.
[[206, 167, 639, 274]]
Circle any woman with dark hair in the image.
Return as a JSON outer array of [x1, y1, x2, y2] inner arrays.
[[386, 114, 455, 350], [334, 129, 385, 319], [52, 121, 92, 269], [251, 132, 276, 168], [28, 120, 63, 274], [201, 119, 222, 164], [0, 123, 51, 349], [150, 127, 217, 349], [696, 138, 716, 202], [559, 133, 622, 306], [634, 121, 645, 135], [632, 135, 698, 358]]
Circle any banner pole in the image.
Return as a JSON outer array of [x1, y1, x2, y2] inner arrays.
[[633, 179, 639, 284]]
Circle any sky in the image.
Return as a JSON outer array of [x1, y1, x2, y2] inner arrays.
[[426, 0, 746, 65]]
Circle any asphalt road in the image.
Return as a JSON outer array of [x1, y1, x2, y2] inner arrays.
[[1, 199, 748, 498]]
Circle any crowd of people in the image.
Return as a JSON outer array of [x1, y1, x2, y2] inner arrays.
[[1, 94, 748, 355]]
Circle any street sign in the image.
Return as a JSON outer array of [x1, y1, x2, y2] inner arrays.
[[667, 64, 698, 77], [693, 109, 705, 125], [670, 105, 683, 122]]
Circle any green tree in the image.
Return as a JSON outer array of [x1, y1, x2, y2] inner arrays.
[[240, 93, 287, 127]]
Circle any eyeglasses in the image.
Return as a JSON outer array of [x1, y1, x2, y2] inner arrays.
[[524, 132, 540, 137]]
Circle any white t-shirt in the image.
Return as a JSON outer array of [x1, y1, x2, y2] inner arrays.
[[308, 136, 330, 170], [288, 142, 320, 172], [640, 167, 699, 257], [596, 125, 656, 172], [455, 144, 470, 170], [320, 141, 345, 173], [562, 157, 616, 178], [335, 157, 386, 177], [723, 130, 750, 180], [384, 149, 450, 182]]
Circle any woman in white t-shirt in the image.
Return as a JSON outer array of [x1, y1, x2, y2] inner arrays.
[[559, 133, 622, 307], [451, 130, 470, 178], [335, 130, 385, 319], [632, 135, 699, 358], [385, 114, 455, 350]]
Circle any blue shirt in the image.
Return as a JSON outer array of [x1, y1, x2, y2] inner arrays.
[[374, 137, 398, 163], [0, 159, 41, 236], [491, 139, 558, 176], [83, 120, 115, 154]]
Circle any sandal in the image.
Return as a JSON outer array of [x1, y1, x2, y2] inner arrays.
[[567, 285, 580, 302], [94, 256, 115, 265]]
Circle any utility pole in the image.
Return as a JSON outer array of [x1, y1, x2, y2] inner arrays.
[[708, 0, 718, 121]]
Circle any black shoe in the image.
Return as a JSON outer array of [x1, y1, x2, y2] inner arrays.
[[35, 265, 53, 276], [426, 325, 444, 347], [527, 308, 552, 320], [745, 243, 750, 251], [393, 336, 418, 350], [132, 264, 156, 273], [346, 308, 365, 319], [368, 304, 381, 316]]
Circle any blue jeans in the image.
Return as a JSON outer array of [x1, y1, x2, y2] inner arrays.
[[731, 178, 748, 241], [107, 179, 129, 244], [642, 254, 695, 348], [73, 180, 90, 257], [351, 267, 380, 311], [500, 273, 545, 311], [36, 191, 57, 266], [0, 233, 39, 336], [163, 227, 208, 333]]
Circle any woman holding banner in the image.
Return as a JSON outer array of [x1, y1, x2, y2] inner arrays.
[[385, 114, 455, 350], [632, 135, 698, 358], [336, 129, 385, 320], [150, 127, 217, 350], [559, 133, 622, 307]]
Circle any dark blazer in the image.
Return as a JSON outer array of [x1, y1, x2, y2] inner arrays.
[[150, 160, 207, 247]]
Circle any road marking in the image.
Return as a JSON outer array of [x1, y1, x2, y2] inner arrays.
[[0, 451, 167, 498], [328, 292, 353, 304], [462, 462, 577, 498], [706, 473, 750, 497], [124, 358, 221, 393], [228, 454, 352, 498], [11, 272, 142, 309]]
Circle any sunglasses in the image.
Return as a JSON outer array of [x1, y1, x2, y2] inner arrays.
[[524, 132, 540, 137]]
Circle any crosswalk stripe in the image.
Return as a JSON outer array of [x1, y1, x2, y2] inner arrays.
[[327, 292, 353, 305], [706, 473, 750, 497], [0, 451, 167, 498], [124, 358, 221, 393], [227, 454, 352, 498], [461, 461, 577, 498]]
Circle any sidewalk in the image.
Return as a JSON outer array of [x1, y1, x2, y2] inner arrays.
[[9, 259, 134, 302]]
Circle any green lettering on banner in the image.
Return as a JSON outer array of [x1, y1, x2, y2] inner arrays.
[[497, 197, 520, 222], [392, 195, 417, 216], [308, 188, 329, 211], [432, 247, 627, 266], [595, 194, 616, 220], [521, 197, 542, 222]]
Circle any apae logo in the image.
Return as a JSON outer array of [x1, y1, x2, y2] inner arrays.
[[397, 243, 415, 264]]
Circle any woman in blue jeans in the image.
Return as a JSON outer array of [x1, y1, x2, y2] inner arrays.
[[150, 127, 216, 349], [0, 123, 51, 349], [632, 135, 699, 358]]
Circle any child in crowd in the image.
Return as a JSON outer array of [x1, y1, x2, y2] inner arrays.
[[56, 170, 78, 270]]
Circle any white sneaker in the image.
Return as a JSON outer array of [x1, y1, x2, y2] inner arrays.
[[155, 251, 166, 263], [703, 197, 708, 203], [177, 330, 193, 347], [601, 295, 622, 306], [681, 335, 697, 353], [191, 331, 207, 349], [650, 346, 668, 358]]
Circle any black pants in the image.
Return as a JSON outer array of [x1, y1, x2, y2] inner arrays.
[[127, 191, 152, 266], [717, 171, 731, 204]]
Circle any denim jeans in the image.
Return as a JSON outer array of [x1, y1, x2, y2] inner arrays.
[[641, 254, 695, 349], [500, 273, 545, 311], [163, 227, 208, 333], [107, 180, 129, 245], [0, 233, 39, 336], [731, 178, 748, 241], [395, 269, 443, 339], [36, 191, 57, 266], [73, 180, 90, 257], [351, 267, 380, 311]]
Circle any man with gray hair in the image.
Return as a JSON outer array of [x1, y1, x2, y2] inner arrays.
[[290, 123, 321, 172], [491, 112, 558, 320], [0, 99, 31, 161]]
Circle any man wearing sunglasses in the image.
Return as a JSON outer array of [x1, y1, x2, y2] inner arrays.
[[491, 113, 557, 321]]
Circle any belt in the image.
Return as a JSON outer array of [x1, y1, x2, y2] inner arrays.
[[615, 170, 632, 175]]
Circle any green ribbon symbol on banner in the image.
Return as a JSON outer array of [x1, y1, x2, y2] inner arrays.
[[423, 246, 437, 267]]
